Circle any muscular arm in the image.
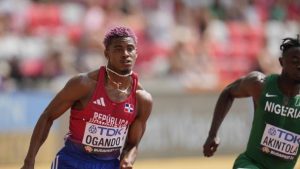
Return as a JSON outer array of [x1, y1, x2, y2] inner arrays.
[[203, 71, 265, 157], [120, 88, 153, 169], [22, 74, 92, 168]]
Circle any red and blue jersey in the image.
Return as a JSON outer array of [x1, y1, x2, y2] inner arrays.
[[67, 66, 138, 159]]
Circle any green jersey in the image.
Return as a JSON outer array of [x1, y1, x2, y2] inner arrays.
[[245, 74, 300, 169]]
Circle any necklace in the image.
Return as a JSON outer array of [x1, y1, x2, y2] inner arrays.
[[106, 66, 132, 77], [106, 70, 131, 94]]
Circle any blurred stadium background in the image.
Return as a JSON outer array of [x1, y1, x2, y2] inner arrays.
[[0, 0, 300, 168]]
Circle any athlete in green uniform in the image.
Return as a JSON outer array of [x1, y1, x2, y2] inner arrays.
[[203, 35, 300, 169]]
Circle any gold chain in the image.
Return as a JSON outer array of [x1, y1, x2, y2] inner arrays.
[[106, 71, 130, 93]]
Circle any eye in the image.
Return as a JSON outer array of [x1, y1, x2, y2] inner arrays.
[[127, 46, 136, 53], [114, 47, 123, 52]]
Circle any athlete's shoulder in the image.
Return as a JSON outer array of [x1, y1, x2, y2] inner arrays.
[[64, 69, 99, 92], [136, 82, 153, 105], [238, 71, 267, 98], [135, 82, 152, 119], [244, 71, 266, 81], [242, 71, 266, 86]]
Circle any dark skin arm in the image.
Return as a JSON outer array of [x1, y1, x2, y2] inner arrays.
[[203, 71, 265, 157], [120, 85, 153, 169], [21, 74, 94, 169]]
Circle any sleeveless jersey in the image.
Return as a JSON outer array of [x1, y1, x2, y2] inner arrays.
[[67, 66, 138, 159], [245, 74, 300, 169]]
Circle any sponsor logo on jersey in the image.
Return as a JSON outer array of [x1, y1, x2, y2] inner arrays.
[[84, 145, 93, 153], [265, 93, 277, 98], [93, 97, 106, 107]]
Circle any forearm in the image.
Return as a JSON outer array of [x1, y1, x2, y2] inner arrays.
[[24, 113, 53, 165], [120, 90, 152, 168], [121, 133, 141, 161], [121, 144, 138, 160], [208, 90, 234, 137], [121, 121, 145, 163]]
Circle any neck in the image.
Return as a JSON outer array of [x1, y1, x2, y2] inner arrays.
[[106, 66, 132, 77], [105, 67, 132, 94], [278, 75, 300, 96]]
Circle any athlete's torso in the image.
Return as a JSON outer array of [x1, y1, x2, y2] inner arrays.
[[67, 66, 138, 159], [245, 74, 300, 169]]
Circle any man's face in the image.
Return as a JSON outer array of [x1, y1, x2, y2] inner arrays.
[[280, 47, 300, 82], [105, 37, 137, 74]]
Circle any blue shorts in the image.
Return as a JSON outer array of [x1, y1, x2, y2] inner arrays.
[[51, 140, 120, 169]]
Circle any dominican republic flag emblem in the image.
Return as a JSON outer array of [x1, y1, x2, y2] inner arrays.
[[124, 103, 134, 113]]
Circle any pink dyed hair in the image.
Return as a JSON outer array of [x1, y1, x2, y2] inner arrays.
[[103, 26, 137, 48]]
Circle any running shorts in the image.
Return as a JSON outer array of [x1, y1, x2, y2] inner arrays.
[[51, 140, 120, 169]]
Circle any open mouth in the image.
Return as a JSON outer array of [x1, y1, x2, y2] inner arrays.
[[121, 60, 132, 65]]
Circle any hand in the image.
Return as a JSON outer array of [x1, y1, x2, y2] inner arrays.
[[203, 136, 220, 157], [120, 157, 134, 169], [20, 158, 35, 169]]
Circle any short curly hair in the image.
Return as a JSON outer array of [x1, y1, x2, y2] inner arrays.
[[103, 26, 137, 48], [280, 34, 300, 55]]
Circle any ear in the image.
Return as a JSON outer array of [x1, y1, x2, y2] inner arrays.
[[104, 49, 109, 60], [279, 57, 283, 67]]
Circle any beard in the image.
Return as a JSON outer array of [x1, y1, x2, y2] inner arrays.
[[120, 69, 131, 75], [106, 65, 132, 77]]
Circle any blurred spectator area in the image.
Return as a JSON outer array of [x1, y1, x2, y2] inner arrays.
[[0, 0, 299, 92]]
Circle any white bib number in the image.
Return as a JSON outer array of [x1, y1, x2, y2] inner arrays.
[[82, 122, 127, 151], [260, 124, 300, 160]]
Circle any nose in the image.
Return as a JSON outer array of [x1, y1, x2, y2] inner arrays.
[[122, 49, 130, 58]]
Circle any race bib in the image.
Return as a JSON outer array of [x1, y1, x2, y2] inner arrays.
[[82, 122, 128, 153], [260, 124, 300, 160]]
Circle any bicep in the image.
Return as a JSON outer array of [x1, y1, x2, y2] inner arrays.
[[126, 90, 152, 144], [42, 91, 75, 121]]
